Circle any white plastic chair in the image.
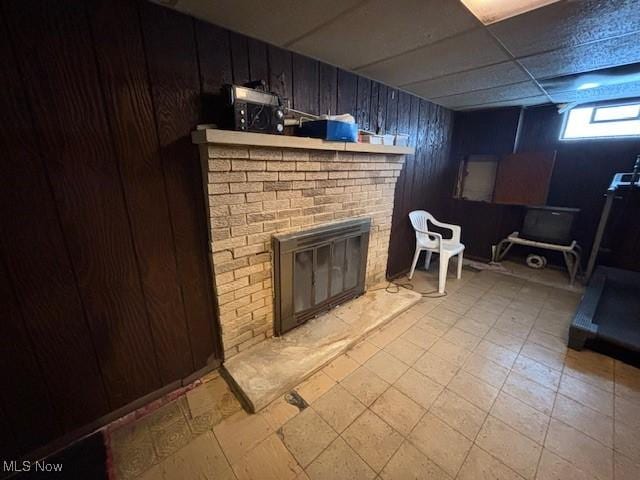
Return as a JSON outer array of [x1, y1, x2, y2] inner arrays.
[[408, 210, 465, 294]]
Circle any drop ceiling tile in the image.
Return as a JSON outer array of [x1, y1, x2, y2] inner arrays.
[[288, 0, 479, 69], [489, 0, 640, 57], [548, 80, 640, 104], [520, 31, 640, 80], [405, 61, 529, 99], [162, 0, 363, 46], [432, 81, 544, 109], [538, 63, 640, 96], [453, 95, 549, 111], [357, 29, 508, 86]]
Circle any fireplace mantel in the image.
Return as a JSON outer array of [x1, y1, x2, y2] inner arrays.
[[192, 128, 415, 155]]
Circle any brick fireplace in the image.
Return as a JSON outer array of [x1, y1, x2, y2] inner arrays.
[[193, 129, 412, 358]]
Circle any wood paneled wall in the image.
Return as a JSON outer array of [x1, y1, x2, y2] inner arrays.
[[447, 104, 640, 268], [0, 0, 454, 459]]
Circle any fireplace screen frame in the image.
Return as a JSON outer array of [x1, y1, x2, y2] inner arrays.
[[272, 218, 371, 336]]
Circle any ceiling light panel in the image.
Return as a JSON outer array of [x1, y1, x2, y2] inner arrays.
[[460, 0, 561, 25]]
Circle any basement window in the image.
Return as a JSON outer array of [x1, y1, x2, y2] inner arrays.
[[561, 102, 640, 140]]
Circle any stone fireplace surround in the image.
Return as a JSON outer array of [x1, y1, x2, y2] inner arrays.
[[193, 129, 413, 358]]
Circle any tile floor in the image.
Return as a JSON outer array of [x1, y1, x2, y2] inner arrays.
[[110, 267, 640, 480]]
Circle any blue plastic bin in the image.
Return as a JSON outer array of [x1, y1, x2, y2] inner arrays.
[[297, 120, 358, 142]]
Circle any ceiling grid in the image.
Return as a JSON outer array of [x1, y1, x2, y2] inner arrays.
[[156, 0, 640, 110]]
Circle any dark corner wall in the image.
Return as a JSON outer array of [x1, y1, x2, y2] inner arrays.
[[448, 104, 640, 270], [0, 0, 454, 460]]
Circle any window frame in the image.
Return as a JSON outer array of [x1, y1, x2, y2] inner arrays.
[[590, 104, 640, 124], [560, 100, 640, 142]]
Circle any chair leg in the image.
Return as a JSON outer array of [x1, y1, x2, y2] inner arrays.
[[457, 252, 463, 279], [424, 251, 432, 271], [408, 247, 421, 280], [438, 254, 450, 294]]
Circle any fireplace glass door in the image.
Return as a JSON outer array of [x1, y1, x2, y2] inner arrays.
[[273, 219, 370, 335], [292, 236, 363, 315]]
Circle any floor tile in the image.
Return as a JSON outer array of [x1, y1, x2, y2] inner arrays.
[[464, 307, 501, 325], [306, 437, 376, 480], [149, 431, 233, 480], [367, 326, 402, 349], [380, 441, 451, 480], [503, 372, 556, 415], [499, 307, 537, 327], [416, 315, 451, 335], [184, 380, 241, 433], [476, 416, 542, 479], [412, 351, 459, 386], [454, 317, 492, 337], [430, 389, 486, 440], [545, 418, 613, 480], [313, 384, 366, 433], [260, 395, 301, 430], [558, 374, 613, 417], [185, 384, 219, 419], [475, 340, 518, 369], [442, 327, 482, 350], [484, 328, 525, 352], [447, 370, 499, 411], [232, 434, 300, 480], [494, 317, 533, 340], [536, 448, 596, 480], [544, 293, 580, 313], [457, 284, 486, 299], [509, 299, 543, 316], [428, 306, 462, 325], [614, 452, 640, 480], [429, 338, 472, 367], [475, 299, 508, 315], [383, 337, 426, 365], [146, 400, 186, 431], [343, 410, 404, 472], [296, 470, 310, 480], [564, 352, 614, 393], [150, 416, 193, 460], [440, 300, 473, 316], [566, 349, 614, 374], [533, 311, 570, 339], [462, 352, 509, 388], [615, 361, 640, 404], [457, 445, 523, 480], [553, 394, 613, 447], [614, 420, 640, 464], [393, 367, 444, 409], [518, 283, 550, 300], [346, 340, 380, 365], [295, 371, 336, 404], [111, 421, 157, 479], [341, 366, 390, 406], [512, 355, 561, 391], [527, 329, 567, 354], [371, 387, 424, 436], [519, 342, 564, 372], [213, 410, 273, 464], [400, 325, 439, 350], [614, 394, 640, 429], [490, 392, 549, 444], [279, 408, 336, 467], [323, 354, 359, 382], [364, 350, 409, 384], [408, 412, 472, 477]]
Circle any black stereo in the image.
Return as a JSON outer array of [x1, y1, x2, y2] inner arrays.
[[223, 83, 285, 135]]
